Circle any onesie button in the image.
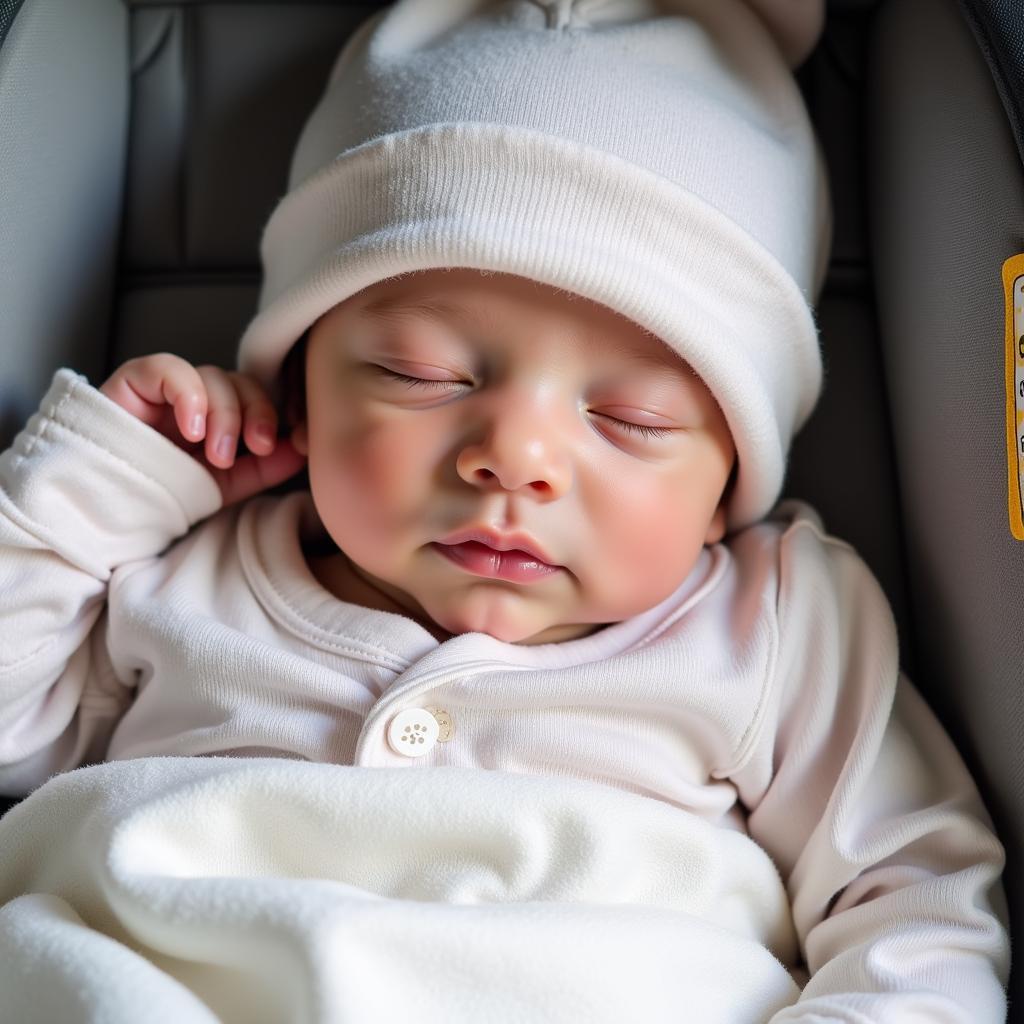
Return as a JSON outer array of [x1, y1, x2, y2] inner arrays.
[[424, 707, 454, 742], [386, 708, 440, 758]]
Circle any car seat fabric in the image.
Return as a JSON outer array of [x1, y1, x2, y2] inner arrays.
[[867, 5, 1024, 1019], [958, 0, 1024, 166], [0, 1, 24, 47], [113, 2, 387, 377], [0, 0, 1020, 1017], [0, 0, 127, 447]]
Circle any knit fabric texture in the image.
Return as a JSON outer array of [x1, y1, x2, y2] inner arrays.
[[236, 0, 833, 532]]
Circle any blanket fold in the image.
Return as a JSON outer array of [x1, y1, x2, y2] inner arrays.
[[0, 757, 802, 1023]]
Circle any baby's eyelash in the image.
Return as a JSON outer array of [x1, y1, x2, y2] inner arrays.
[[377, 367, 674, 438], [377, 367, 464, 391], [605, 418, 674, 439]]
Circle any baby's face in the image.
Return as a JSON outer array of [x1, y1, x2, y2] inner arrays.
[[294, 268, 736, 645]]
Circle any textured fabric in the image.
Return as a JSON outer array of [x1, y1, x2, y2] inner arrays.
[[235, 0, 833, 533], [0, 0, 25, 50], [0, 760, 803, 1023], [0, 368, 1010, 1019], [866, 5, 1024, 1017], [958, 0, 1024, 167], [0, 0, 127, 435]]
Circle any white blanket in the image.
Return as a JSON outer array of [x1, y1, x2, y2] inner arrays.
[[0, 758, 803, 1023]]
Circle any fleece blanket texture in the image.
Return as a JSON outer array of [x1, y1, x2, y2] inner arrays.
[[0, 757, 803, 1023]]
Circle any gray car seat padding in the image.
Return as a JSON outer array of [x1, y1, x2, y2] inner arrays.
[[959, 0, 1024, 166], [0, 0, 127, 443], [869, 0, 1024, 1014], [0, 0, 25, 49]]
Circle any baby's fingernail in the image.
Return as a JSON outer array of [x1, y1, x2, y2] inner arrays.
[[254, 423, 275, 446], [190, 413, 204, 438], [216, 435, 235, 461]]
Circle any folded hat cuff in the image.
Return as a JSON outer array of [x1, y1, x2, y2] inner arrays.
[[238, 122, 822, 533]]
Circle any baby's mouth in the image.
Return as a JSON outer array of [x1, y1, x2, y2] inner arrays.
[[431, 541, 562, 584]]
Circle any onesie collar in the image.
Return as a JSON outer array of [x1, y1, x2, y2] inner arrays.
[[238, 491, 724, 672]]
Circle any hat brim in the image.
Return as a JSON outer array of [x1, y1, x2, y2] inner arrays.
[[238, 123, 822, 534]]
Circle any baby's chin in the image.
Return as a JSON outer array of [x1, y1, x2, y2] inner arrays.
[[334, 553, 608, 645], [514, 621, 609, 645], [423, 598, 607, 646]]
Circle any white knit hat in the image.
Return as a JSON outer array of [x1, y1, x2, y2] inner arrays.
[[237, 0, 833, 534]]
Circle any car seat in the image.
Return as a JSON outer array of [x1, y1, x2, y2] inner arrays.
[[0, 0, 1021, 1016]]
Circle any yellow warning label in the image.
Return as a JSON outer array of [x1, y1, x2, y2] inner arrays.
[[1003, 254, 1024, 540]]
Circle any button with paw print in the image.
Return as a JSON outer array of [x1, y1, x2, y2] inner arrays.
[[386, 707, 441, 758]]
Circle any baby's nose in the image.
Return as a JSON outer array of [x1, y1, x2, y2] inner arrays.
[[455, 412, 573, 500]]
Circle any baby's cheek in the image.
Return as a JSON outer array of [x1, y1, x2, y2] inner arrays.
[[590, 483, 703, 608], [321, 423, 428, 521], [619, 508, 687, 581], [344, 423, 423, 499]]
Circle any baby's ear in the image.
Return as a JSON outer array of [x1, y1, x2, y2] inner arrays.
[[706, 459, 738, 545], [705, 502, 728, 546], [276, 331, 310, 439], [292, 422, 310, 456]]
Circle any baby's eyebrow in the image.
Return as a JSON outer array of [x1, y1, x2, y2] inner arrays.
[[359, 296, 477, 327], [619, 346, 697, 382], [359, 295, 696, 385]]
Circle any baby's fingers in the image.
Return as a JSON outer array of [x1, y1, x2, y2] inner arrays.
[[100, 354, 208, 443], [231, 372, 280, 457], [215, 435, 308, 508], [195, 365, 243, 468]]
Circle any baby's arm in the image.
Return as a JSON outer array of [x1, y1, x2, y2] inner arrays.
[[0, 356, 305, 795], [726, 512, 1009, 1021]]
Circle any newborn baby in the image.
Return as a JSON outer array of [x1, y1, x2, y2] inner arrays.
[[0, 0, 1010, 1019]]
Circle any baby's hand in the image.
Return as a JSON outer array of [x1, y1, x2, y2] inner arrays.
[[99, 353, 307, 507]]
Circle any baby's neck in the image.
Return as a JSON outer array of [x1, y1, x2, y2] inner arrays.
[[304, 546, 455, 643]]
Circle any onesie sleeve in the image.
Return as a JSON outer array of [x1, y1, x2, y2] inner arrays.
[[724, 502, 1010, 1022], [0, 369, 222, 795]]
